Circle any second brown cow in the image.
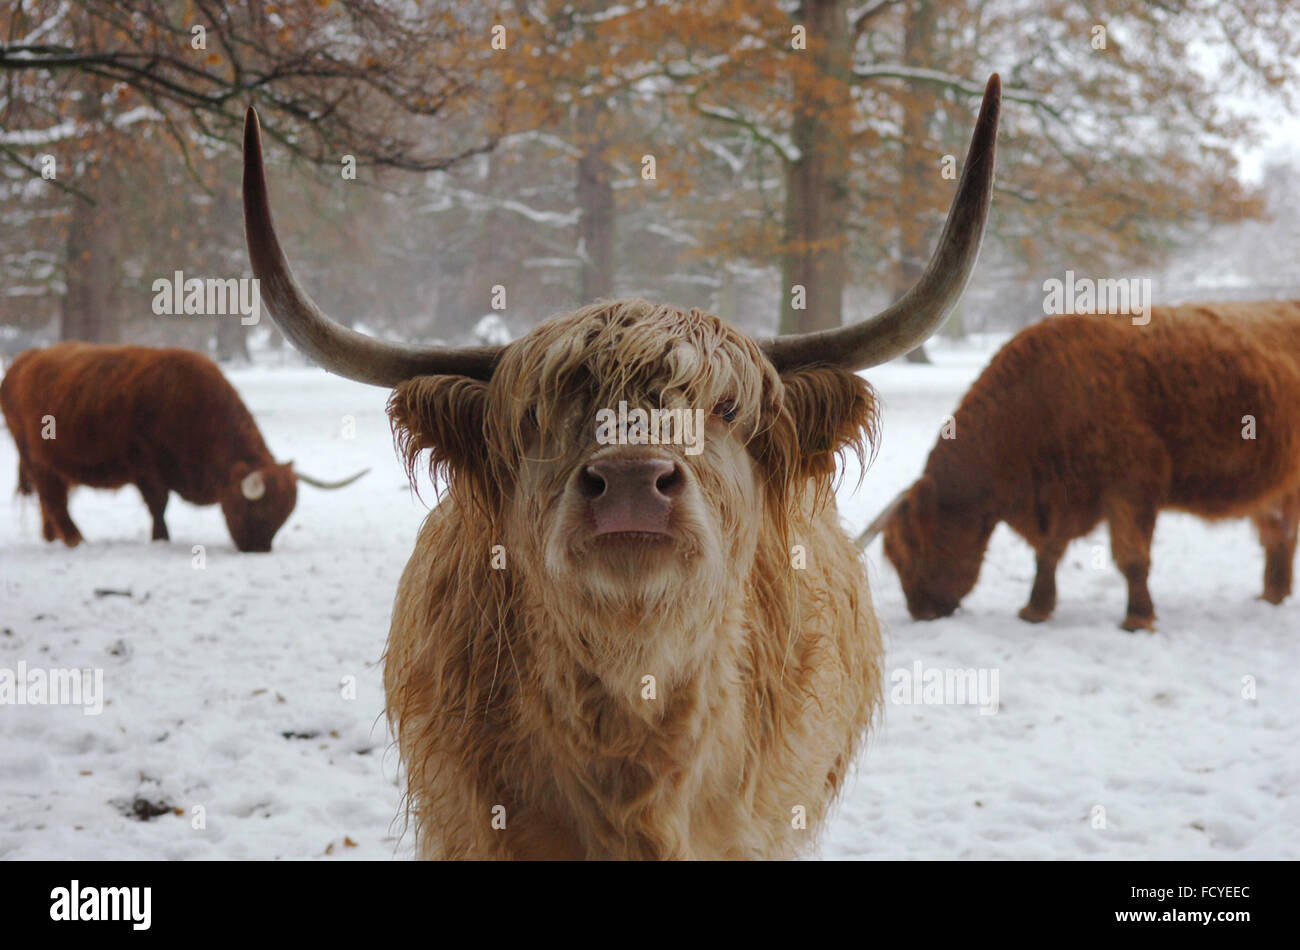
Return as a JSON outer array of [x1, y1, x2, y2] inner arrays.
[[864, 305, 1300, 631], [1, 342, 366, 551]]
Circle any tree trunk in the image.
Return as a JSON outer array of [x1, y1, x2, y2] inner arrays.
[[214, 315, 251, 362], [717, 264, 738, 327], [61, 81, 122, 343], [576, 100, 615, 301], [61, 178, 120, 342], [779, 0, 853, 335]]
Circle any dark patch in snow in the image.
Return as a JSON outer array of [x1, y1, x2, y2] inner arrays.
[[127, 798, 172, 821]]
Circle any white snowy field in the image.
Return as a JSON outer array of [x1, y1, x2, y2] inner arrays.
[[1, 336, 1296, 860]]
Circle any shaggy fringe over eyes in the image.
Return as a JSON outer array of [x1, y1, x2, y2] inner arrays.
[[483, 299, 779, 473], [386, 300, 880, 524]]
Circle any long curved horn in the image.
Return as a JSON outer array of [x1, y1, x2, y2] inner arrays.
[[295, 467, 370, 490], [763, 73, 1001, 373], [242, 108, 502, 388], [855, 487, 909, 549]]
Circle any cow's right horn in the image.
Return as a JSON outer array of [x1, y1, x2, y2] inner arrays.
[[855, 488, 908, 549], [242, 108, 502, 388]]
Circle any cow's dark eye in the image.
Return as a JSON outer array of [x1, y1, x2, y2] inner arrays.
[[712, 399, 737, 423]]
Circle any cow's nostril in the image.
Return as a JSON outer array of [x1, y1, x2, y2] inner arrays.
[[579, 466, 607, 499], [655, 465, 684, 497]]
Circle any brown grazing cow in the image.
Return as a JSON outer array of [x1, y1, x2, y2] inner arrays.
[[1, 343, 366, 551], [240, 76, 1000, 858], [862, 306, 1300, 631]]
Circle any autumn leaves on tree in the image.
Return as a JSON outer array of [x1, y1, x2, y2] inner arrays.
[[2, 0, 1297, 352]]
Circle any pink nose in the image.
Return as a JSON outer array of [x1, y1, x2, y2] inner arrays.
[[579, 456, 683, 536]]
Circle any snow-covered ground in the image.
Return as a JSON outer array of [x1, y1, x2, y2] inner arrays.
[[1, 336, 1295, 860]]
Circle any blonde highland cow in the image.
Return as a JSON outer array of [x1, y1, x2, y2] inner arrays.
[[241, 76, 1000, 859]]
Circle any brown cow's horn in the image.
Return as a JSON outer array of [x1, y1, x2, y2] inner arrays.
[[242, 108, 502, 387], [295, 467, 370, 490], [855, 487, 909, 549], [240, 470, 267, 501], [762, 73, 1001, 373]]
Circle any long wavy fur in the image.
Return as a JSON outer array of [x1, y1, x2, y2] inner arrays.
[[383, 299, 883, 859]]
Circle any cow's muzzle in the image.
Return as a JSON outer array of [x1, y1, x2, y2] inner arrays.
[[579, 455, 683, 538]]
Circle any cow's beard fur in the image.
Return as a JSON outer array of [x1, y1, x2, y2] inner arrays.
[[532, 524, 755, 703]]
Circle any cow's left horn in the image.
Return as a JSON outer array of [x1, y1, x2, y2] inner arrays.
[[295, 467, 370, 490], [242, 108, 502, 388], [762, 73, 1001, 373], [241, 471, 267, 501]]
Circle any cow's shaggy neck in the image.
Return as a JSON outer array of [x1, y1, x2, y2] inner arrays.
[[521, 593, 753, 858]]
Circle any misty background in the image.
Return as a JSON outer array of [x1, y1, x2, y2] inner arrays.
[[3, 0, 1300, 364]]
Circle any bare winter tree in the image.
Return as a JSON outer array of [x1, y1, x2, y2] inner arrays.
[[1, 0, 503, 345]]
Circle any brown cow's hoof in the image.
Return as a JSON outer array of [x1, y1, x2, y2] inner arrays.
[[1120, 614, 1155, 633], [1018, 605, 1052, 623], [1259, 590, 1289, 606]]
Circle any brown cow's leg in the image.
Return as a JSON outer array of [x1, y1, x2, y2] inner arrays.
[[31, 470, 82, 547], [1254, 493, 1299, 605], [1019, 540, 1065, 623], [1108, 502, 1156, 632], [138, 480, 170, 541]]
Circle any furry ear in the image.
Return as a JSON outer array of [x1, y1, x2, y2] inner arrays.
[[388, 376, 489, 491], [779, 367, 878, 478]]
